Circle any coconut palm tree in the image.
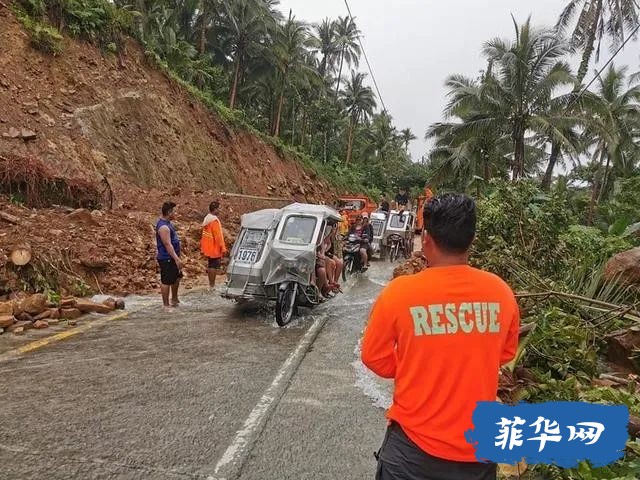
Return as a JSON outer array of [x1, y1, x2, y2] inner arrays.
[[271, 14, 318, 138], [581, 65, 640, 222], [219, 0, 273, 109], [333, 16, 361, 96], [341, 71, 377, 163], [400, 128, 417, 153], [313, 18, 338, 78], [441, 17, 576, 180], [557, 0, 640, 84]]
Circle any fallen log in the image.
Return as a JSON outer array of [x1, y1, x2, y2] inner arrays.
[[0, 211, 19, 225], [219, 192, 290, 202], [10, 244, 32, 266]]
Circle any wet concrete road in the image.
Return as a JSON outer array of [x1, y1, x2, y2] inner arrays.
[[0, 264, 393, 480]]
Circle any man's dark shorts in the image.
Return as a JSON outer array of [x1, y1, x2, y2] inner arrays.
[[158, 258, 180, 285], [207, 257, 222, 269], [375, 422, 497, 480]]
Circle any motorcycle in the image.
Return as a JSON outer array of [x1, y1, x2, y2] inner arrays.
[[342, 233, 367, 280]]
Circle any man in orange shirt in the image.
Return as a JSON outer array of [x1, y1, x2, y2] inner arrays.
[[201, 200, 227, 289], [361, 193, 519, 480]]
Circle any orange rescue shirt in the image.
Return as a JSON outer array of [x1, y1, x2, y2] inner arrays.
[[201, 215, 227, 259], [361, 265, 519, 463]]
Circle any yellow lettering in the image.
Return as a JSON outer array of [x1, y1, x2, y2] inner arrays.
[[475, 302, 487, 333], [410, 306, 431, 336], [488, 303, 501, 333], [444, 303, 458, 334], [429, 304, 446, 335], [458, 303, 473, 333]]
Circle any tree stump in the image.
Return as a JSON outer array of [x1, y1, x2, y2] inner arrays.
[[10, 244, 32, 266]]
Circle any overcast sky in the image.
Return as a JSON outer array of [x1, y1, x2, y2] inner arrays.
[[278, 0, 639, 161]]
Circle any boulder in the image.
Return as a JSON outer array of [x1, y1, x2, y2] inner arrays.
[[604, 248, 640, 285], [20, 128, 37, 141], [11, 326, 25, 335], [630, 415, 640, 439], [0, 315, 15, 328], [2, 127, 20, 138], [75, 299, 114, 315], [392, 253, 428, 279], [34, 310, 52, 321], [606, 327, 640, 372], [0, 301, 14, 315], [80, 255, 109, 270], [60, 297, 76, 308], [7, 320, 32, 332], [61, 308, 82, 320], [33, 320, 49, 329], [67, 209, 98, 226], [103, 297, 125, 310], [15, 312, 34, 322], [16, 293, 47, 316], [48, 308, 61, 319]]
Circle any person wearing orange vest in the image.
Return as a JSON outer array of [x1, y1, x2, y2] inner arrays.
[[362, 193, 519, 480], [201, 200, 227, 289], [424, 184, 434, 202]]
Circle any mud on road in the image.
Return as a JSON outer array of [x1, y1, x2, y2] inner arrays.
[[0, 263, 393, 480]]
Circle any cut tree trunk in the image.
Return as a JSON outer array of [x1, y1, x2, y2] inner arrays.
[[229, 56, 242, 109], [587, 148, 607, 225], [345, 119, 355, 163], [542, 142, 561, 190], [10, 244, 32, 266], [335, 48, 345, 97], [199, 0, 207, 55], [273, 90, 285, 138]]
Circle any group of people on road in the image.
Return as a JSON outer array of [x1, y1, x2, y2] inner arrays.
[[155, 200, 227, 309]]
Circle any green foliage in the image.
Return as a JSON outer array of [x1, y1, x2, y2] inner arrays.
[[523, 307, 599, 379], [599, 176, 640, 231], [561, 225, 633, 271], [16, 0, 133, 52], [474, 180, 574, 283], [14, 7, 64, 55]]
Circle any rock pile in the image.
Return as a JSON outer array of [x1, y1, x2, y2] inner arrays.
[[0, 293, 124, 335], [392, 252, 428, 279]]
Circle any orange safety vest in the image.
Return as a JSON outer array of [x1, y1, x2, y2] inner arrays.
[[201, 214, 227, 259]]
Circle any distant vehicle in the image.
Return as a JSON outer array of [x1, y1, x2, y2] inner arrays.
[[382, 210, 416, 262], [337, 196, 377, 226], [369, 211, 388, 259], [221, 203, 341, 327]]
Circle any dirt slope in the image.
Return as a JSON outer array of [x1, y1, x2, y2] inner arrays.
[[0, 6, 330, 199], [0, 6, 339, 298]]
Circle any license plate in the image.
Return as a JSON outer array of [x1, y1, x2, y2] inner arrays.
[[237, 248, 258, 263]]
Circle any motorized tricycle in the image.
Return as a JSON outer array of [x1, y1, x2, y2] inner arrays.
[[220, 203, 341, 327], [382, 210, 416, 262], [369, 211, 388, 259]]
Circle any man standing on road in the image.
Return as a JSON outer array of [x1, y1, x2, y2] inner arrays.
[[362, 213, 374, 267], [379, 194, 390, 213], [394, 188, 410, 211], [201, 200, 227, 289], [156, 201, 182, 308], [361, 193, 520, 480]]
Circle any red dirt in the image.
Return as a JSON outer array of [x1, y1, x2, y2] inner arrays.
[[0, 6, 342, 297]]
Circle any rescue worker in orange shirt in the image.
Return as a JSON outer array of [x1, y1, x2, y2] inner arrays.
[[201, 200, 227, 289], [362, 193, 520, 480]]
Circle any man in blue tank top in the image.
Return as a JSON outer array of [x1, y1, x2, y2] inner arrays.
[[156, 202, 182, 308]]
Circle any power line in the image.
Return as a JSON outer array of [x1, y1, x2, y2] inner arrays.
[[568, 21, 640, 109], [343, 0, 388, 113]]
